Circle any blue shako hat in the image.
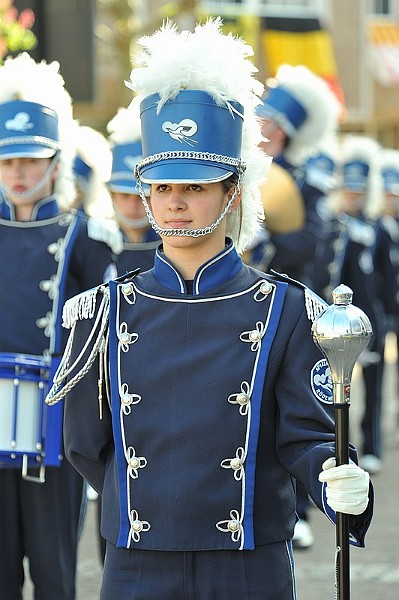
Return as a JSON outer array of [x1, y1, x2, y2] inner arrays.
[[307, 152, 335, 176], [137, 90, 244, 184], [73, 155, 92, 187], [382, 165, 399, 195], [305, 150, 340, 193], [256, 86, 307, 137], [0, 99, 60, 159], [342, 160, 369, 192], [109, 140, 148, 194]]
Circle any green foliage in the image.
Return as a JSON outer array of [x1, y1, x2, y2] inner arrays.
[[0, 0, 37, 63]]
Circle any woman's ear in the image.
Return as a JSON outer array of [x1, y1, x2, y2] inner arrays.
[[227, 186, 242, 214]]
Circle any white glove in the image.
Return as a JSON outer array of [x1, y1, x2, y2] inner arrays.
[[318, 457, 370, 515]]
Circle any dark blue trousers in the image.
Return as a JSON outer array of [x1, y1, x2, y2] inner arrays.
[[0, 460, 84, 600], [101, 540, 297, 600]]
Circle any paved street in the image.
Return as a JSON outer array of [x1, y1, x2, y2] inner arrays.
[[23, 336, 399, 599]]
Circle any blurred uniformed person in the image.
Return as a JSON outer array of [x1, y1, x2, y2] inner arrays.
[[247, 64, 341, 287], [107, 106, 160, 276], [314, 135, 395, 475], [0, 53, 119, 600], [247, 65, 341, 548], [379, 148, 399, 437]]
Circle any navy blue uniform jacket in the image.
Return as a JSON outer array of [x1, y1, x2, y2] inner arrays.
[[60, 240, 373, 551]]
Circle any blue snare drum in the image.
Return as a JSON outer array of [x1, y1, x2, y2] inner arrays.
[[0, 353, 63, 481]]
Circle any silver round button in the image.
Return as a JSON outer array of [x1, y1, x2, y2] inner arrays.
[[249, 330, 261, 342], [131, 520, 143, 532], [236, 393, 249, 406], [260, 281, 272, 295], [129, 457, 140, 469], [230, 458, 242, 470], [122, 283, 134, 296], [227, 519, 240, 533]]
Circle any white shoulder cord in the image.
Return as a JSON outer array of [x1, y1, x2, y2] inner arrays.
[[46, 291, 110, 405]]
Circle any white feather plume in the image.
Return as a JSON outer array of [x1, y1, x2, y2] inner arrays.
[[126, 18, 271, 252], [107, 105, 142, 145], [380, 147, 399, 171], [0, 53, 77, 208], [73, 125, 113, 218], [75, 125, 112, 180]]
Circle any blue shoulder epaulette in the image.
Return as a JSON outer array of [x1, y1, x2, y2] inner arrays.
[[114, 268, 141, 283]]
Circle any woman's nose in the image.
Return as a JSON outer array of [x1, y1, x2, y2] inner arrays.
[[168, 187, 186, 209]]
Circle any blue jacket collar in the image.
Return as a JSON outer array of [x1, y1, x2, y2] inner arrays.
[[0, 195, 60, 221], [153, 238, 242, 295]]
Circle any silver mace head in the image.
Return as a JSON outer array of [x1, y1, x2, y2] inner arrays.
[[311, 284, 373, 387]]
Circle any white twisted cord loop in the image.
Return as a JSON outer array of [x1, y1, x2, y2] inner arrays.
[[253, 280, 273, 302], [216, 509, 243, 543], [129, 509, 151, 543], [220, 446, 245, 481], [228, 380, 251, 416], [126, 446, 147, 479], [239, 321, 265, 351]]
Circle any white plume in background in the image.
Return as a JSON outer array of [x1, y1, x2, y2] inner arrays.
[[267, 64, 341, 165], [107, 105, 142, 145], [74, 125, 113, 218]]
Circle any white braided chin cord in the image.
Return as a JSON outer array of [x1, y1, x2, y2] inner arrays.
[[135, 151, 245, 238], [1, 154, 59, 201], [113, 207, 150, 229]]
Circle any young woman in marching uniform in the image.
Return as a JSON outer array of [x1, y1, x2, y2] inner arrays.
[[46, 21, 372, 599], [0, 53, 119, 600]]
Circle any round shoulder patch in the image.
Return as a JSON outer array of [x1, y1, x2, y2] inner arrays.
[[311, 358, 333, 404]]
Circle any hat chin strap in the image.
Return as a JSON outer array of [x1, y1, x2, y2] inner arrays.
[[1, 155, 59, 201], [138, 180, 239, 238]]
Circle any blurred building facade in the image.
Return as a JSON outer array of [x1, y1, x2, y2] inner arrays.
[[13, 0, 399, 146]]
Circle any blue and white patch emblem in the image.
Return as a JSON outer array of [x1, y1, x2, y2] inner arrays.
[[311, 358, 333, 404]]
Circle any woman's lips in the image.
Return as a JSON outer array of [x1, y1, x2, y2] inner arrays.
[[166, 220, 191, 227]]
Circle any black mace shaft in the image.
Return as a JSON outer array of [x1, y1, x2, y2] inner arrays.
[[335, 400, 350, 598], [312, 285, 372, 600]]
